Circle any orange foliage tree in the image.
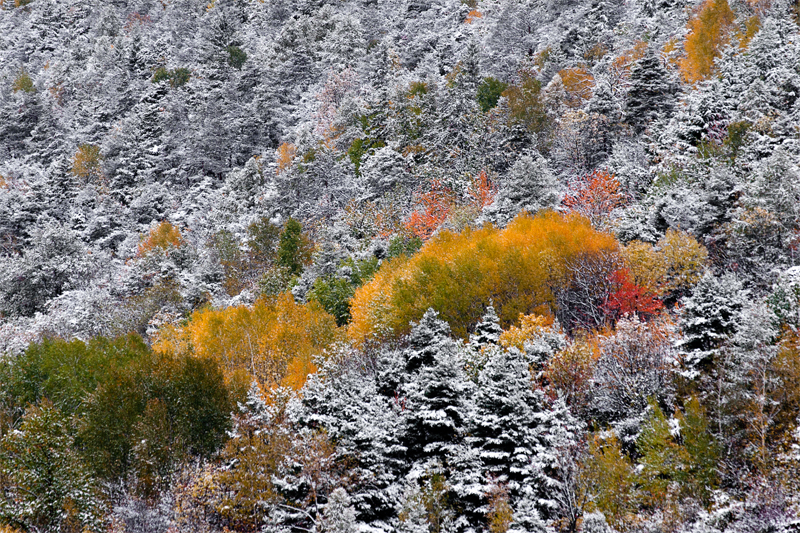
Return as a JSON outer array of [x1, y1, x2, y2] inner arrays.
[[563, 169, 628, 227], [137, 221, 184, 257], [680, 0, 736, 84], [154, 294, 343, 390], [349, 211, 620, 343], [404, 179, 455, 240], [611, 41, 648, 80], [558, 67, 595, 107], [468, 170, 498, 210]]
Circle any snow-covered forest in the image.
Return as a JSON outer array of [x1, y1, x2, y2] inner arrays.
[[1, 0, 800, 530]]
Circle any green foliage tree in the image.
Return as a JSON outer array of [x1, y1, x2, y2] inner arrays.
[[308, 257, 379, 326], [0, 401, 105, 532], [477, 77, 508, 112], [227, 45, 247, 69], [637, 398, 719, 508], [152, 67, 191, 88], [277, 218, 312, 277], [80, 351, 232, 485], [0, 334, 149, 421]]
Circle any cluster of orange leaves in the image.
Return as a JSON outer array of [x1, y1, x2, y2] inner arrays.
[[404, 179, 455, 240], [465, 9, 483, 23], [275, 143, 297, 175], [137, 221, 184, 257], [611, 40, 648, 80], [558, 67, 595, 107], [468, 171, 498, 210], [404, 172, 497, 240], [563, 169, 628, 226]]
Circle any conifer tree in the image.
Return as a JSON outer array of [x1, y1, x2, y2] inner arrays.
[[484, 153, 562, 226], [678, 271, 745, 378], [625, 48, 674, 133]]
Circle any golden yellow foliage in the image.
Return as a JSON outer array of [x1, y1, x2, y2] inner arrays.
[[498, 313, 554, 351], [558, 67, 595, 107], [738, 15, 762, 48], [275, 142, 297, 175], [348, 211, 619, 343], [71, 144, 103, 183], [137, 221, 184, 257], [680, 0, 736, 84], [154, 294, 343, 389], [623, 229, 708, 296]]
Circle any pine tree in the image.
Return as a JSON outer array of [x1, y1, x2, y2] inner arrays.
[[320, 488, 358, 533], [404, 308, 454, 372], [677, 271, 745, 378], [401, 340, 474, 464], [484, 152, 562, 226], [469, 304, 503, 350], [625, 48, 675, 133]]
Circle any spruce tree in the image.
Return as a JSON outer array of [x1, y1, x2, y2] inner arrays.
[[678, 271, 745, 377], [625, 48, 675, 133]]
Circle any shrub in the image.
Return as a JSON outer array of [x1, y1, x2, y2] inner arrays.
[[11, 68, 34, 93]]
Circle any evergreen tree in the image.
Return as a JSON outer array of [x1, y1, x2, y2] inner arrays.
[[484, 152, 562, 226], [277, 218, 308, 277], [469, 304, 503, 351], [401, 339, 474, 465], [625, 48, 675, 133], [320, 488, 358, 533], [471, 347, 544, 494], [678, 271, 745, 378]]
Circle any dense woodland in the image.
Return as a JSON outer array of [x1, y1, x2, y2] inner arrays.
[[1, 0, 800, 531]]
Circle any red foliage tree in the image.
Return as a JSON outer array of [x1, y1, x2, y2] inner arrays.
[[604, 268, 664, 321], [468, 170, 498, 210], [404, 180, 454, 240], [563, 169, 628, 227]]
